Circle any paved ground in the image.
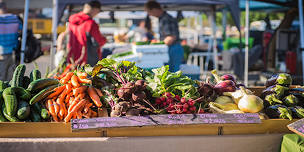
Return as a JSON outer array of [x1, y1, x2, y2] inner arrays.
[[24, 54, 51, 77]]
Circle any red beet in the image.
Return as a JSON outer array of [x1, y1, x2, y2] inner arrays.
[[132, 91, 146, 102], [214, 80, 236, 94], [198, 83, 215, 97], [221, 74, 236, 83], [135, 80, 146, 91]]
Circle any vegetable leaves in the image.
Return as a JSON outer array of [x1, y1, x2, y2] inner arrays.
[[146, 65, 198, 98]]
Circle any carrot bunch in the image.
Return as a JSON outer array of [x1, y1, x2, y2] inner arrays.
[[44, 71, 103, 122]]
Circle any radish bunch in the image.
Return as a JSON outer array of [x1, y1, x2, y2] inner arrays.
[[155, 92, 204, 114]]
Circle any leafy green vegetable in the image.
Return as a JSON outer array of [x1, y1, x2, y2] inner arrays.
[[110, 51, 133, 59], [92, 58, 149, 85], [146, 65, 198, 98]]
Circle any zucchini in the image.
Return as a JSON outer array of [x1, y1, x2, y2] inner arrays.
[[27, 78, 59, 93], [30, 107, 41, 122], [23, 76, 31, 89], [3, 87, 17, 116], [30, 69, 41, 82], [0, 80, 8, 92], [2, 104, 19, 122], [17, 101, 30, 120], [11, 64, 26, 87], [12, 87, 31, 101], [29, 85, 58, 105], [32, 102, 50, 120], [32, 102, 42, 113]]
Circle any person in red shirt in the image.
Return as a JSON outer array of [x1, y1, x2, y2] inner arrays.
[[67, 1, 106, 66]]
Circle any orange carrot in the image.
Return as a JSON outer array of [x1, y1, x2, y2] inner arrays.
[[73, 86, 88, 97], [64, 112, 73, 123], [57, 93, 67, 118], [64, 99, 86, 122], [77, 71, 87, 79], [78, 78, 92, 84], [65, 93, 71, 103], [76, 110, 82, 119], [53, 99, 60, 116], [66, 83, 72, 94], [87, 86, 102, 107], [68, 93, 85, 113], [70, 99, 87, 113], [91, 110, 97, 117], [60, 72, 74, 84], [94, 88, 103, 97], [83, 110, 91, 119], [47, 85, 65, 99], [72, 114, 77, 119], [48, 99, 59, 122], [71, 75, 80, 87], [84, 102, 93, 113]]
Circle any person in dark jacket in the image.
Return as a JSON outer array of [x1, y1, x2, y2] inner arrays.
[[67, 1, 107, 66], [144, 1, 184, 72]]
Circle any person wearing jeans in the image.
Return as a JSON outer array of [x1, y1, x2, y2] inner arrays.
[[144, 1, 184, 72]]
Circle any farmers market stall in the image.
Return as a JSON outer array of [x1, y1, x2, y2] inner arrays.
[[0, 58, 303, 151]]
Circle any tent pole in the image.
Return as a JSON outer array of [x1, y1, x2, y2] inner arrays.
[[211, 8, 218, 71], [20, 0, 30, 64], [244, 0, 250, 86], [51, 0, 58, 70], [222, 9, 227, 41], [299, 0, 304, 85]]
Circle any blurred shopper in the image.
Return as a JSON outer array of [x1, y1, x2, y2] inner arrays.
[[68, 0, 106, 66], [145, 1, 183, 72], [124, 20, 149, 42], [0, 2, 22, 81]]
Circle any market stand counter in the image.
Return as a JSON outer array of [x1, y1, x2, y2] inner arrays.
[[0, 119, 295, 138]]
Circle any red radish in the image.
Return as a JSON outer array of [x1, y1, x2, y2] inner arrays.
[[175, 95, 181, 101], [181, 97, 187, 103], [164, 92, 172, 98], [183, 108, 188, 112], [183, 103, 189, 109], [160, 97, 166, 102]]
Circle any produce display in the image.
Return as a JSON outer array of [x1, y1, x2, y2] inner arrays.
[[261, 73, 304, 120], [0, 58, 301, 123], [135, 41, 165, 45]]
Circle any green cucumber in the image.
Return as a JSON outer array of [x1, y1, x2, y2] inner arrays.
[[41, 109, 50, 120], [30, 107, 41, 122], [2, 104, 19, 122], [0, 80, 8, 92], [0, 103, 7, 122], [11, 64, 26, 87], [29, 85, 58, 105], [23, 76, 31, 89], [12, 87, 31, 101], [30, 69, 41, 82], [2, 87, 17, 116], [17, 101, 30, 120], [27, 78, 59, 93]]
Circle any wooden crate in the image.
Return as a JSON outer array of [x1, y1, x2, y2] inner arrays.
[[0, 86, 298, 138], [0, 119, 296, 137]]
